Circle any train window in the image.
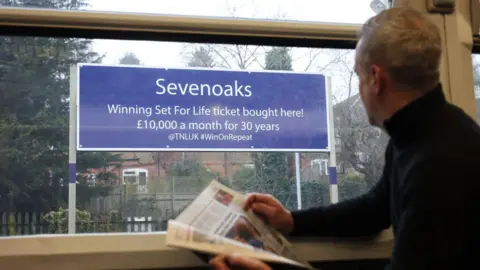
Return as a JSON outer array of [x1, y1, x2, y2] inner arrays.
[[474, 54, 480, 122], [1, 0, 378, 24], [0, 37, 385, 236], [0, 4, 386, 237]]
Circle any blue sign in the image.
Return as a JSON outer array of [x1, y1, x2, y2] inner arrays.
[[76, 64, 329, 152]]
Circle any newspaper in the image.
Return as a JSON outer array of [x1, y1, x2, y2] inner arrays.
[[166, 180, 313, 269]]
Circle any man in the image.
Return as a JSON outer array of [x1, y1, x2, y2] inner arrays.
[[210, 7, 480, 270]]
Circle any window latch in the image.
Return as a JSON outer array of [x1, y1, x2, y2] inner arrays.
[[427, 0, 455, 14]]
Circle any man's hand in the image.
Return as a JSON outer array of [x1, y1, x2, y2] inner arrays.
[[244, 193, 294, 234], [210, 254, 271, 270]]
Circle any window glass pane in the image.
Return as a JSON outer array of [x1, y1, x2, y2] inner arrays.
[[0, 35, 385, 236], [474, 54, 480, 122], [1, 0, 380, 24]]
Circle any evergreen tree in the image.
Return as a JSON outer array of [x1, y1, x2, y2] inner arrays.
[[232, 47, 331, 209], [186, 46, 216, 68], [0, 0, 121, 212], [119, 52, 141, 65], [264, 47, 293, 71], [185, 46, 233, 184], [257, 48, 292, 206], [232, 48, 295, 208]]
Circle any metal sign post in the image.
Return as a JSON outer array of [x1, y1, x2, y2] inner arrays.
[[295, 152, 302, 210], [326, 77, 338, 204], [295, 76, 336, 209], [68, 66, 78, 233]]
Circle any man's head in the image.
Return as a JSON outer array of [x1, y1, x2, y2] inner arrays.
[[355, 7, 442, 127]]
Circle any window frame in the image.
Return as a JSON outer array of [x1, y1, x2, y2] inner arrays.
[[474, 37, 480, 54], [0, 231, 393, 269], [0, 7, 359, 48], [0, 6, 395, 269]]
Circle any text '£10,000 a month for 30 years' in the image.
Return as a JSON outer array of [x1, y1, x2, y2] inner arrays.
[[107, 104, 305, 133]]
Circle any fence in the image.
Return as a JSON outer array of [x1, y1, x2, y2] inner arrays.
[[85, 177, 205, 215], [86, 191, 196, 216], [0, 212, 166, 236], [0, 212, 49, 236]]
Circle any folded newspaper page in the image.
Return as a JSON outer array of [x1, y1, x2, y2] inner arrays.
[[166, 180, 313, 269]]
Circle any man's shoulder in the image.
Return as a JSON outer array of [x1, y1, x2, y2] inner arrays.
[[444, 103, 480, 136], [384, 103, 480, 165], [415, 137, 480, 166], [429, 103, 480, 149], [405, 119, 480, 169]]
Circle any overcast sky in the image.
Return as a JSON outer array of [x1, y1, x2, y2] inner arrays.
[[80, 1, 480, 100], [86, 0, 375, 65], [87, 0, 376, 23], [81, 0, 380, 102]]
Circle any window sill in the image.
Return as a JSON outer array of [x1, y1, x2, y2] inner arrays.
[[0, 229, 392, 269]]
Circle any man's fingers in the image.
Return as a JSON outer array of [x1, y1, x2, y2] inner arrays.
[[210, 254, 272, 270], [251, 194, 275, 204], [244, 193, 261, 210], [228, 254, 272, 270], [244, 193, 275, 210], [209, 255, 230, 270], [252, 203, 277, 218]]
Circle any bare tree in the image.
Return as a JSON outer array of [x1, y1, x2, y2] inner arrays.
[[184, 46, 232, 183], [332, 55, 387, 189], [180, 3, 380, 202], [293, 48, 349, 72], [182, 41, 265, 70], [183, 1, 284, 71], [158, 152, 182, 176], [473, 58, 480, 93]]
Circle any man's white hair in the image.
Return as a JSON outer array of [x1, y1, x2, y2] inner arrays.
[[358, 7, 442, 91]]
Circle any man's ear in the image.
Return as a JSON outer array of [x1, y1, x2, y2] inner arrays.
[[370, 65, 385, 96]]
